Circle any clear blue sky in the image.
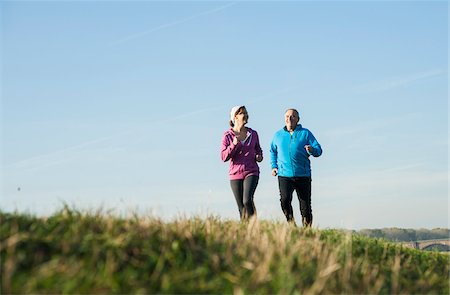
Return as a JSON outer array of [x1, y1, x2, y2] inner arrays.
[[1, 1, 448, 229]]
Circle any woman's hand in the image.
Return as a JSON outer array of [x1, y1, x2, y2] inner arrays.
[[256, 154, 263, 162], [232, 136, 238, 145]]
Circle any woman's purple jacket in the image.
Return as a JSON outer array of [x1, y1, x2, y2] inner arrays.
[[221, 127, 263, 180]]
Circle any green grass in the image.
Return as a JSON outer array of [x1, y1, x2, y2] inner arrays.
[[1, 207, 449, 294]]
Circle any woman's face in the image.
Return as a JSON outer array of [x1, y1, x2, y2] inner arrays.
[[235, 108, 249, 125]]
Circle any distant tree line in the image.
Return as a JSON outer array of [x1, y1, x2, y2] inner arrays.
[[355, 228, 449, 242]]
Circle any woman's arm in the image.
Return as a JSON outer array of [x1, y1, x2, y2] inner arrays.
[[221, 133, 239, 162]]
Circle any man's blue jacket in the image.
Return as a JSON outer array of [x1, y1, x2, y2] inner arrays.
[[270, 124, 322, 177]]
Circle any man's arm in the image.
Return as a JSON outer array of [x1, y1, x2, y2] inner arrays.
[[306, 132, 322, 157], [269, 137, 278, 176]]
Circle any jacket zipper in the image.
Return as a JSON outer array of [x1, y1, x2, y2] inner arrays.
[[289, 132, 294, 177]]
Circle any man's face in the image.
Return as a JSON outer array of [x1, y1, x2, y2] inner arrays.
[[285, 110, 299, 131]]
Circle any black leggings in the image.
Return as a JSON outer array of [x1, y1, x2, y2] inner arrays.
[[230, 175, 259, 220], [278, 176, 312, 226]]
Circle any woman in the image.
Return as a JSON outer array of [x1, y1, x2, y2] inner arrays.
[[221, 105, 263, 220]]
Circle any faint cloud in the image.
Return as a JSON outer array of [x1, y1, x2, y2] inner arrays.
[[324, 112, 420, 138], [3, 132, 128, 171], [110, 2, 238, 46], [3, 104, 224, 172], [354, 69, 446, 94], [246, 86, 298, 105], [155, 105, 225, 124], [319, 167, 447, 203], [381, 162, 427, 173], [143, 84, 300, 125]]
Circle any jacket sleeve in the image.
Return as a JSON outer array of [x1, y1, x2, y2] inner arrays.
[[221, 133, 239, 162], [269, 136, 278, 169], [254, 131, 263, 160], [307, 132, 322, 157]]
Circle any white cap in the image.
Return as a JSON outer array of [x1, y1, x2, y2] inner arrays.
[[230, 105, 244, 123]]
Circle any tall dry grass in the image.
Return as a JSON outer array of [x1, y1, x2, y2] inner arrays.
[[1, 207, 448, 294]]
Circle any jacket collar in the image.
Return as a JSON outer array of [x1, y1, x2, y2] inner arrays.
[[283, 124, 302, 132], [228, 127, 252, 134]]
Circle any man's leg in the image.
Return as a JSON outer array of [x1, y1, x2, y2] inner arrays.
[[278, 176, 295, 222], [295, 177, 312, 227]]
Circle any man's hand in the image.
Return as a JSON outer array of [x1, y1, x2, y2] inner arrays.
[[256, 154, 263, 162], [304, 145, 313, 153], [272, 168, 278, 176]]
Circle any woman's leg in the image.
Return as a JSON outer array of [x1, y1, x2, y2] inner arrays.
[[230, 179, 244, 219], [243, 175, 259, 219]]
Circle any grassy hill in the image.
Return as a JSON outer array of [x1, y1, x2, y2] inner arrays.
[[1, 207, 449, 294]]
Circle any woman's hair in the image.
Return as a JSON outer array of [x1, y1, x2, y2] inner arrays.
[[229, 106, 247, 127]]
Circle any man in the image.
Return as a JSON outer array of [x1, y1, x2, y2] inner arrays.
[[270, 108, 322, 226]]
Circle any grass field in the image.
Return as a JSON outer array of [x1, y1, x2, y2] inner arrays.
[[1, 207, 449, 294]]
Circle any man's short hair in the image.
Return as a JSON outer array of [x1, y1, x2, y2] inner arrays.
[[285, 108, 299, 116]]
